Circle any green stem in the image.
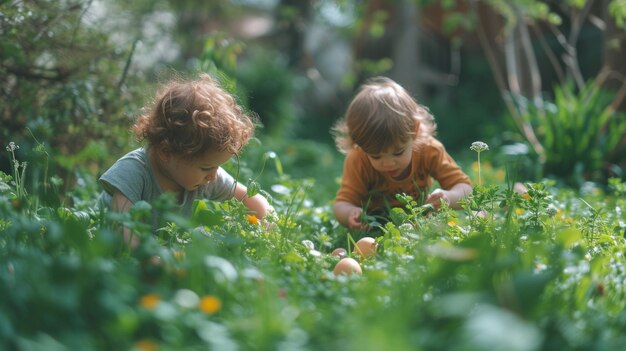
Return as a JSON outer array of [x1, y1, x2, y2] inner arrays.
[[477, 152, 482, 186]]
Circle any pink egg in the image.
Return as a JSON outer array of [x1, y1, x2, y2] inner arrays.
[[331, 247, 348, 258], [353, 237, 377, 259], [333, 257, 362, 276]]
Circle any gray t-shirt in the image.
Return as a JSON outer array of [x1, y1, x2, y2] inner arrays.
[[99, 147, 237, 216]]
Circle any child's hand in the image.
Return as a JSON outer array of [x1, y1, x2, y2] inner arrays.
[[347, 207, 368, 230], [333, 201, 369, 230], [426, 189, 449, 210]]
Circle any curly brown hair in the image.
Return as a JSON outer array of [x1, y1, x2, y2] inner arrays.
[[332, 76, 436, 155], [133, 73, 256, 159]]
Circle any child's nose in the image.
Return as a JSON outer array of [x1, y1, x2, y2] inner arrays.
[[205, 169, 217, 182], [382, 158, 395, 167]]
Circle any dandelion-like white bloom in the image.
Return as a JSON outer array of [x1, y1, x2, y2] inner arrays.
[[470, 141, 489, 186], [301, 239, 315, 250], [470, 141, 489, 153], [6, 142, 19, 152]]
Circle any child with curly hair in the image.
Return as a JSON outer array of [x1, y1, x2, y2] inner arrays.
[[332, 76, 472, 230], [99, 73, 272, 246]]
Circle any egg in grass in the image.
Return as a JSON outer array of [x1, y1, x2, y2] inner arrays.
[[353, 236, 377, 260], [331, 247, 348, 259], [333, 257, 362, 276]]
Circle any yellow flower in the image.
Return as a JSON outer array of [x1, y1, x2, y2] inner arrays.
[[135, 339, 157, 351], [199, 295, 222, 315], [246, 214, 259, 225], [515, 208, 524, 215], [140, 293, 160, 310], [495, 169, 505, 181], [447, 220, 457, 227], [173, 250, 185, 260], [521, 193, 532, 200]]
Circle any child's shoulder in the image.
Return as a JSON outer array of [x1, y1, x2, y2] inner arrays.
[[121, 147, 147, 159], [112, 147, 146, 161], [346, 145, 366, 157], [108, 147, 149, 170], [345, 146, 371, 165], [415, 136, 445, 152]]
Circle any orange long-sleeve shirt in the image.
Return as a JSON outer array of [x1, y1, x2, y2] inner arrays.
[[335, 137, 471, 211]]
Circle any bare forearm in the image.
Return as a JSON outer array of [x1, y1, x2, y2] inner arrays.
[[242, 194, 272, 218], [333, 201, 362, 228], [447, 183, 472, 209], [111, 191, 139, 249], [234, 184, 273, 218]]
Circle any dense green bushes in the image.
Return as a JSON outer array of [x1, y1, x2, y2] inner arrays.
[[1, 138, 626, 350], [2, 1, 626, 347]]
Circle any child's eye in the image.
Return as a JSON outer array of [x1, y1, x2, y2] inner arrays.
[[201, 167, 216, 172], [369, 155, 381, 160], [393, 150, 405, 156]]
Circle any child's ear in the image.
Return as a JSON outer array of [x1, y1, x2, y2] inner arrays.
[[155, 142, 172, 161]]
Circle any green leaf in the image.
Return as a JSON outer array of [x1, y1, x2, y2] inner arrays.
[[247, 180, 260, 197], [556, 228, 583, 248], [192, 199, 224, 227]]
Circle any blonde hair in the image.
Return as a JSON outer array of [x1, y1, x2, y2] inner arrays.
[[133, 73, 256, 159], [333, 76, 436, 154]]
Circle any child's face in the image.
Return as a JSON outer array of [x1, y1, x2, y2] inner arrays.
[[365, 139, 414, 179], [162, 148, 234, 192]]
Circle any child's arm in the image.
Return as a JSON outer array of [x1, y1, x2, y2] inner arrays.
[[425, 182, 472, 210], [233, 183, 273, 219], [111, 190, 140, 249], [333, 200, 368, 230]]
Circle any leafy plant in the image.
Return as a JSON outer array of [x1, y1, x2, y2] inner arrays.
[[5, 142, 27, 203], [518, 181, 553, 232], [3, 141, 626, 350], [519, 81, 626, 184]]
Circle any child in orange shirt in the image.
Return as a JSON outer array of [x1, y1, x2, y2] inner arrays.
[[332, 76, 472, 230]]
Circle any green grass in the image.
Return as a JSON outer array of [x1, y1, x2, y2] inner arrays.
[[1, 140, 626, 351]]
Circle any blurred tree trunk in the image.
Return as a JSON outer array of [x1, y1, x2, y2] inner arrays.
[[353, 0, 461, 97], [600, 0, 626, 169], [352, 0, 395, 83], [469, 0, 626, 181], [601, 0, 626, 111], [273, 0, 314, 69], [389, 0, 422, 97], [474, 2, 545, 158]]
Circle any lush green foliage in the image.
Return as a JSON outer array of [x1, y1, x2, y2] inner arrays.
[[2, 1, 626, 348], [1, 141, 626, 351], [0, 0, 152, 207], [518, 81, 626, 184]]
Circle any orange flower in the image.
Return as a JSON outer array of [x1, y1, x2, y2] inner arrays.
[[199, 295, 222, 314], [246, 214, 259, 225], [135, 339, 157, 351], [140, 293, 160, 310], [521, 193, 532, 200]]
